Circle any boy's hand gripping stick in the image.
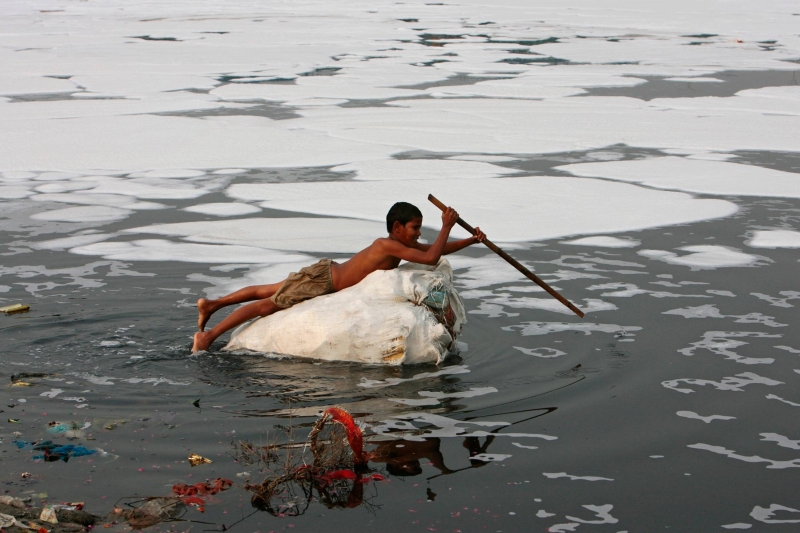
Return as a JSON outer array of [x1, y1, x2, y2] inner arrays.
[[428, 194, 585, 318]]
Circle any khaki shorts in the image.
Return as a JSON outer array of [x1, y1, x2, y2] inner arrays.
[[270, 259, 335, 309]]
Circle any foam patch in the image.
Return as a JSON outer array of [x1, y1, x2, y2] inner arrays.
[[560, 236, 640, 248], [331, 158, 517, 181], [226, 177, 737, 243], [638, 246, 769, 270], [125, 217, 386, 254], [31, 205, 133, 223], [746, 230, 800, 248], [70, 239, 313, 264], [558, 157, 800, 199], [183, 203, 262, 217]]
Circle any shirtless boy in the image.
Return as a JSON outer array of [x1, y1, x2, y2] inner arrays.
[[192, 202, 485, 352]]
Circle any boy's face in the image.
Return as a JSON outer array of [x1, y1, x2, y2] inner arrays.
[[393, 217, 423, 246]]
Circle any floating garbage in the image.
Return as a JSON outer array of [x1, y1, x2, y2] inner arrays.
[[0, 303, 30, 314], [245, 407, 385, 514], [224, 260, 466, 365], [31, 441, 97, 462], [187, 453, 212, 466]]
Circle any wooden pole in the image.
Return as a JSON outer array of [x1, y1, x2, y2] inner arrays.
[[428, 194, 585, 318]]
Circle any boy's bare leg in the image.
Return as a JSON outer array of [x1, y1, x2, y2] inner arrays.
[[197, 282, 283, 331], [192, 298, 282, 352]]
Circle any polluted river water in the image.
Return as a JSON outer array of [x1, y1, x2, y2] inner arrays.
[[1, 0, 800, 531]]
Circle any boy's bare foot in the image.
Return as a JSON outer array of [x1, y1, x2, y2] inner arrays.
[[192, 331, 213, 353], [197, 298, 213, 331]]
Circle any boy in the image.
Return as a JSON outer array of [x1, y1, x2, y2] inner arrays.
[[192, 202, 485, 352]]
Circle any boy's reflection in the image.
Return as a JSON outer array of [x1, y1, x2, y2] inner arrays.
[[371, 435, 496, 477]]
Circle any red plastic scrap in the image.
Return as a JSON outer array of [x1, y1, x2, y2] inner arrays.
[[322, 407, 368, 466]]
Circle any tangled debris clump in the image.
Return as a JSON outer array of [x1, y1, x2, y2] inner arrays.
[[244, 407, 384, 515]]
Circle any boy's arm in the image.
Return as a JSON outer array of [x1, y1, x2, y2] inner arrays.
[[415, 227, 486, 255], [382, 208, 460, 265]]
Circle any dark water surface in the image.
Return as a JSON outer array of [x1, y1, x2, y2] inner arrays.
[[2, 187, 798, 532]]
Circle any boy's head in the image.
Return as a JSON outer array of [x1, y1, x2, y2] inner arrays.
[[386, 201, 422, 233]]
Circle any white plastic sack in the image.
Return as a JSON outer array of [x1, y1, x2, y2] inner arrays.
[[223, 259, 466, 365]]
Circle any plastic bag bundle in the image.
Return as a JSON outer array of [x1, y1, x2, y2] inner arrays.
[[223, 259, 466, 365]]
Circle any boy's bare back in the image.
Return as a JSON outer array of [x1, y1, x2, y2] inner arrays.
[[331, 207, 473, 292]]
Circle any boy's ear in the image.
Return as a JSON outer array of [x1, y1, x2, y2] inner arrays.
[[391, 220, 403, 234]]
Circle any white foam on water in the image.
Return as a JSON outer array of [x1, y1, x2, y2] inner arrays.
[[29, 233, 115, 251], [211, 76, 424, 103], [183, 203, 262, 217], [652, 86, 800, 117], [0, 115, 398, 172], [751, 291, 800, 308], [331, 159, 517, 181], [31, 205, 133, 223], [512, 443, 539, 450], [70, 239, 312, 264], [664, 305, 786, 328], [0, 93, 246, 121], [369, 412, 557, 442], [505, 322, 642, 337], [557, 157, 800, 199], [227, 177, 737, 243], [298, 95, 800, 157], [638, 246, 769, 270], [721, 523, 752, 529], [751, 504, 800, 524], [448, 155, 519, 163], [676, 411, 736, 423], [0, 186, 35, 199], [588, 282, 711, 299], [212, 169, 247, 175], [39, 389, 64, 399], [760, 433, 800, 450], [707, 290, 736, 297], [775, 346, 800, 354], [688, 443, 800, 469], [358, 365, 471, 389], [662, 372, 783, 394], [746, 230, 800, 249], [32, 193, 167, 210], [33, 182, 95, 193], [547, 524, 580, 533], [394, 387, 498, 406], [560, 237, 640, 248], [129, 169, 206, 179], [448, 256, 536, 290], [766, 394, 800, 407], [474, 296, 615, 316], [468, 303, 520, 318], [566, 505, 618, 525], [663, 77, 724, 83], [543, 472, 613, 481], [513, 347, 566, 359], [125, 217, 385, 254], [0, 75, 77, 95], [68, 372, 189, 386]]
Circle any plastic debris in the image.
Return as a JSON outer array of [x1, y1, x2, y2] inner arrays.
[[0, 496, 27, 509], [8, 418, 20, 423], [30, 441, 97, 462], [114, 498, 184, 529], [0, 514, 14, 528], [21, 472, 32, 478], [187, 453, 212, 466], [0, 303, 30, 314], [39, 506, 58, 524], [246, 406, 384, 514], [11, 381, 34, 387]]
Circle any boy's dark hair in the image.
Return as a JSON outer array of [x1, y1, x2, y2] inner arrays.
[[386, 202, 422, 233]]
